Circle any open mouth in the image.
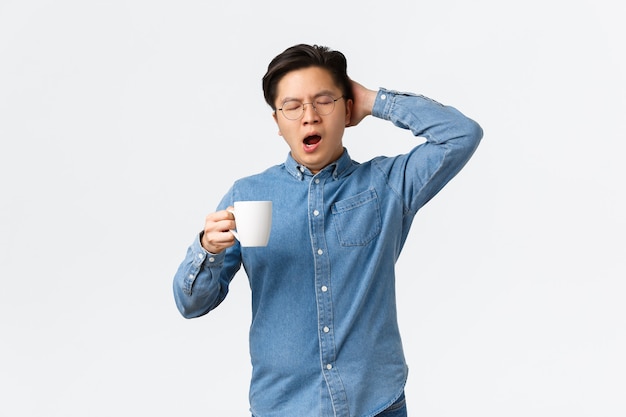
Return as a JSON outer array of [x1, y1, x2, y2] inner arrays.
[[303, 135, 321, 147]]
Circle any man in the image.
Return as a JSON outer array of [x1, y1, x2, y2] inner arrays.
[[173, 43, 482, 417]]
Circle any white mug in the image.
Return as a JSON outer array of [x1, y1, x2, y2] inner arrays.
[[228, 201, 272, 247]]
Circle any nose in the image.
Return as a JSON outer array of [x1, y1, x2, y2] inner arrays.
[[302, 102, 320, 124]]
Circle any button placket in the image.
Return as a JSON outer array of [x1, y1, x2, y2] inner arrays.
[[308, 172, 347, 411], [310, 178, 330, 349]]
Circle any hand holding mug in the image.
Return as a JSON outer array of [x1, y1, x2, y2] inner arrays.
[[201, 209, 237, 254]]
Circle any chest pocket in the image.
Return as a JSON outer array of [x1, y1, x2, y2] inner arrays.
[[331, 188, 381, 246]]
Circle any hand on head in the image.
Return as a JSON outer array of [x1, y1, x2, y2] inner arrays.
[[346, 79, 377, 127]]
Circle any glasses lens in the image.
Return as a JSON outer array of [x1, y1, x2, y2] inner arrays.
[[314, 95, 336, 116], [280, 96, 339, 120], [281, 100, 303, 120]]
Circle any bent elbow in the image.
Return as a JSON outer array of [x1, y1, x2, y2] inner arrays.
[[176, 302, 209, 319], [173, 290, 208, 319], [465, 118, 483, 149]]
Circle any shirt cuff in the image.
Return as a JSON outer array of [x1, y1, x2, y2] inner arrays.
[[193, 232, 225, 266], [372, 88, 418, 120]]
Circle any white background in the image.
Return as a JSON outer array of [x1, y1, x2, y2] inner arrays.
[[1, 0, 624, 416]]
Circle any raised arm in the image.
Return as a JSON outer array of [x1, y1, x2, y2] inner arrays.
[[370, 87, 483, 213]]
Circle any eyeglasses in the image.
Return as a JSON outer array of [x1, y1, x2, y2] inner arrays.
[[278, 95, 344, 120]]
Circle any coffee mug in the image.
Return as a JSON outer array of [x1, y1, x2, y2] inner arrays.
[[228, 201, 272, 247]]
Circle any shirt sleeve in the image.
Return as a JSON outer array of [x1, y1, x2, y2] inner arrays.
[[172, 191, 242, 318], [371, 88, 483, 214]]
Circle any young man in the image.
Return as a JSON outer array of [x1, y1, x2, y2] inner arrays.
[[173, 44, 483, 417]]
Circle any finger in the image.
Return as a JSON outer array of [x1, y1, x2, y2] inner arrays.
[[202, 229, 236, 253], [214, 218, 236, 233], [205, 209, 235, 227], [209, 230, 236, 244]]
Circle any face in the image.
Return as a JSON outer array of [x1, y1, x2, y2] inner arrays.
[[272, 66, 352, 174]]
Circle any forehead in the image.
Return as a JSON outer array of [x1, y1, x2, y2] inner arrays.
[[276, 66, 339, 100]]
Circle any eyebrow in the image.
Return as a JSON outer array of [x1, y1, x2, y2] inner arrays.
[[281, 89, 338, 103]]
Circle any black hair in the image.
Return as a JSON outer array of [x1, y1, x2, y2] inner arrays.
[[262, 44, 353, 110]]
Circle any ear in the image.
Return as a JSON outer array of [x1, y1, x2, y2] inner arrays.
[[344, 98, 353, 126], [272, 112, 282, 136]]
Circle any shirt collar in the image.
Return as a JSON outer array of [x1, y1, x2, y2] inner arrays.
[[284, 148, 353, 181]]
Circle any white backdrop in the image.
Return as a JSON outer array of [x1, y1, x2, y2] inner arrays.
[[1, 1, 624, 416]]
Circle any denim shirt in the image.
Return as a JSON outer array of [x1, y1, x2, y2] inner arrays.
[[173, 89, 482, 417]]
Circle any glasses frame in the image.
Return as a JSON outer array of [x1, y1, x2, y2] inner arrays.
[[277, 95, 344, 120]]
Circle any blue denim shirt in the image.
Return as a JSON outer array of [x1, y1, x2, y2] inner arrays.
[[173, 89, 482, 417]]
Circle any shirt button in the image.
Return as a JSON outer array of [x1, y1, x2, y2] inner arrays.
[[321, 285, 328, 292], [317, 249, 323, 255], [326, 364, 333, 370], [208, 257, 215, 263], [323, 326, 330, 333], [381, 94, 387, 100], [197, 253, 203, 259], [315, 178, 320, 184], [313, 210, 319, 216]]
